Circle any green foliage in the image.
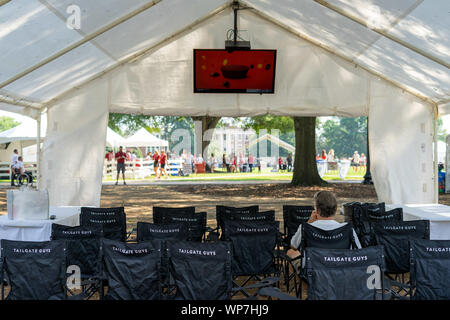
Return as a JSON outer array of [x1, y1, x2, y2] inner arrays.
[[316, 116, 367, 159], [242, 115, 294, 134], [108, 113, 195, 153], [241, 115, 295, 146], [437, 117, 447, 142], [108, 113, 161, 136], [0, 116, 20, 132]]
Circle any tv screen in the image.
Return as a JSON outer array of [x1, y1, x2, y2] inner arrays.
[[194, 49, 276, 93]]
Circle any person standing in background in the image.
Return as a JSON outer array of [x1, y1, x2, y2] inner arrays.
[[210, 153, 216, 173], [248, 154, 255, 173], [158, 150, 168, 179], [115, 146, 127, 185], [287, 153, 293, 172], [327, 149, 335, 161], [10, 149, 19, 186], [153, 150, 160, 178]]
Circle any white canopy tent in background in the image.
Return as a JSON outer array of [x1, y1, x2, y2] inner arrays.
[[0, 121, 45, 162], [106, 127, 126, 149], [0, 121, 44, 147], [0, 0, 448, 206], [122, 128, 168, 149]]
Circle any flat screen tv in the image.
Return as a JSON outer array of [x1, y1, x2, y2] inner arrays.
[[194, 49, 276, 93]]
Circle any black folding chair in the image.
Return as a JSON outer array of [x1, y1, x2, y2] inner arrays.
[[372, 220, 429, 299], [153, 206, 196, 224], [137, 222, 189, 242], [51, 224, 104, 299], [287, 223, 358, 298], [212, 205, 259, 240], [167, 241, 232, 300], [225, 210, 275, 223], [100, 238, 162, 300], [154, 211, 207, 242], [80, 207, 130, 242], [351, 202, 404, 247], [1, 239, 67, 300], [136, 221, 190, 295], [222, 220, 282, 298], [279, 205, 313, 295], [304, 246, 386, 300], [282, 205, 314, 247], [410, 239, 450, 300]]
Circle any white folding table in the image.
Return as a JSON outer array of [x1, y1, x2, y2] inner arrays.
[[386, 204, 450, 240], [0, 206, 81, 242]]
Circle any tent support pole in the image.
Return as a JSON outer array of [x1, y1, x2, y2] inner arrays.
[[36, 113, 41, 190], [194, 120, 202, 157], [433, 104, 439, 203]]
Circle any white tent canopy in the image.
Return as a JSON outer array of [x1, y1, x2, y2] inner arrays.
[[106, 127, 126, 148], [0, 122, 45, 147], [122, 128, 168, 148], [0, 0, 448, 206]]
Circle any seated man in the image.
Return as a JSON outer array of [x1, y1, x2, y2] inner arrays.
[[286, 190, 361, 270], [12, 156, 32, 184]]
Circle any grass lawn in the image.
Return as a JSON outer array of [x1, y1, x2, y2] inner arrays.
[[102, 167, 366, 182]]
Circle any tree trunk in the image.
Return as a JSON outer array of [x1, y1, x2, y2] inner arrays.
[[291, 116, 327, 186], [191, 116, 221, 155]]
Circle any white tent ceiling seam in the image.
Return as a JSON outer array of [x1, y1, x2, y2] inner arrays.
[[0, 0, 448, 112], [44, 13, 434, 114], [44, 4, 445, 112], [314, 0, 449, 69], [0, 0, 162, 89], [241, 3, 445, 107], [42, 1, 231, 110]]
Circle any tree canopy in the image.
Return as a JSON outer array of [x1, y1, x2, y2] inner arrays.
[[0, 116, 20, 132], [316, 116, 367, 159]]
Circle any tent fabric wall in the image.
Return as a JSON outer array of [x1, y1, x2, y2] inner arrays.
[[39, 7, 435, 207], [108, 9, 370, 117], [42, 81, 109, 207], [369, 80, 435, 204]]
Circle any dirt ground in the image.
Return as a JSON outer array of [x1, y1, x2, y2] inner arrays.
[[98, 183, 378, 229], [2, 182, 449, 230]]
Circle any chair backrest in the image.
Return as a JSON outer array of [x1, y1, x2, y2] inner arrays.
[[367, 207, 403, 223], [222, 220, 280, 276], [282, 205, 314, 245], [1, 239, 67, 300], [410, 239, 450, 300], [101, 238, 162, 300], [300, 223, 356, 251], [216, 205, 259, 230], [153, 206, 195, 224], [372, 220, 430, 274], [168, 241, 232, 300], [225, 210, 275, 223], [351, 202, 386, 247], [136, 222, 189, 242], [305, 246, 385, 300], [155, 211, 207, 242], [51, 224, 103, 277], [80, 207, 127, 242]]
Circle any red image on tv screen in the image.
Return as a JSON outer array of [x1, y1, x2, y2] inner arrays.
[[194, 49, 276, 93]]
